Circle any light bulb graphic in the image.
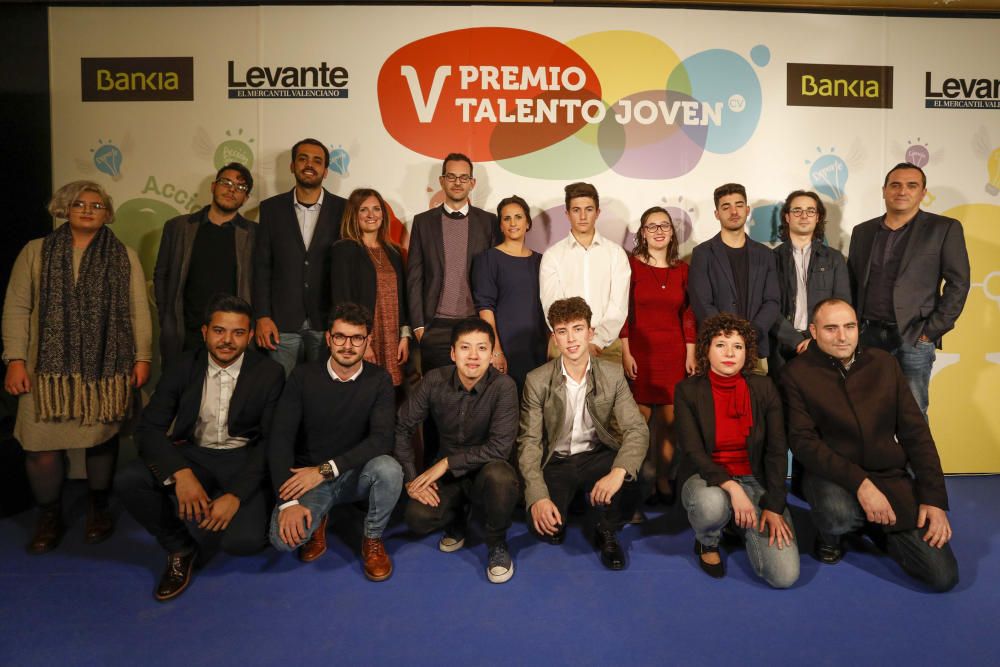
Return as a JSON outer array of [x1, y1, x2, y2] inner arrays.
[[986, 147, 1000, 196], [808, 149, 848, 202], [92, 140, 123, 180], [213, 129, 254, 170], [328, 146, 350, 176], [905, 140, 930, 168]]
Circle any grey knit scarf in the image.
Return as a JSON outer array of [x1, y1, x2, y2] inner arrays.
[[35, 223, 135, 424]]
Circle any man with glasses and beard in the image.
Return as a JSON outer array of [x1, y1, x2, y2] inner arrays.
[[154, 162, 256, 367], [268, 303, 403, 582]]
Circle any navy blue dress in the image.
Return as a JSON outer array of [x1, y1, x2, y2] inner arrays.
[[471, 247, 548, 390]]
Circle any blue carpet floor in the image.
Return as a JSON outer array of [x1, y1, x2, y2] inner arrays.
[[1, 475, 998, 666]]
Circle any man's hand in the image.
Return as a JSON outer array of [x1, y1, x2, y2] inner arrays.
[[759, 509, 793, 548], [414, 327, 424, 343], [410, 458, 448, 494], [397, 337, 410, 364], [199, 493, 241, 532], [174, 468, 210, 522], [722, 480, 757, 530], [857, 478, 896, 526], [4, 360, 30, 395], [590, 467, 626, 506], [131, 360, 151, 388], [795, 338, 811, 354], [255, 317, 280, 350], [530, 498, 563, 536], [917, 504, 953, 548], [406, 481, 440, 507], [278, 466, 325, 502], [277, 504, 312, 547]]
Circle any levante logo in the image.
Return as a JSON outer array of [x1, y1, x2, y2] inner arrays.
[[227, 61, 349, 99], [786, 63, 893, 109], [925, 72, 999, 110], [81, 57, 193, 102], [378, 28, 769, 180]]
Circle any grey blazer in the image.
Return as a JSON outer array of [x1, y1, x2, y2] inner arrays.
[[517, 356, 649, 508], [771, 239, 851, 349], [153, 206, 254, 365], [848, 209, 970, 347]]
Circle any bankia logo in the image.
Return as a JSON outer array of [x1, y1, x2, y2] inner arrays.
[[925, 72, 999, 110], [787, 63, 893, 109], [227, 61, 349, 99], [81, 57, 193, 102]]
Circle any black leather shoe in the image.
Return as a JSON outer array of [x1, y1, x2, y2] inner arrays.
[[694, 540, 725, 578], [813, 537, 843, 565], [544, 527, 566, 545], [594, 529, 626, 570], [27, 506, 64, 555], [155, 549, 198, 602]]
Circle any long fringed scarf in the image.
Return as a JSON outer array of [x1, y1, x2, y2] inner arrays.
[[35, 223, 135, 425]]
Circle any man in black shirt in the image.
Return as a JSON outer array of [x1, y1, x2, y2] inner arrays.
[[394, 317, 520, 583], [688, 183, 780, 371], [268, 303, 403, 582], [153, 162, 256, 367]]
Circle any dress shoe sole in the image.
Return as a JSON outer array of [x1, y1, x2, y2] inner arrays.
[[154, 564, 195, 602], [364, 563, 393, 582]]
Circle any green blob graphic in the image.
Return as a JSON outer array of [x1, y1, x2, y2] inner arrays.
[[214, 140, 254, 171], [497, 120, 610, 179]]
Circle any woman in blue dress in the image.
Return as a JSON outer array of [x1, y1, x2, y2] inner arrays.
[[472, 195, 548, 391]]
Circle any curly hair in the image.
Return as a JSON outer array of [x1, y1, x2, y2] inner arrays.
[[547, 296, 592, 330], [632, 206, 680, 266], [694, 313, 758, 376], [778, 190, 826, 242], [47, 180, 115, 222]]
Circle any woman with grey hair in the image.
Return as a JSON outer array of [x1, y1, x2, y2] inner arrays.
[[3, 180, 152, 553]]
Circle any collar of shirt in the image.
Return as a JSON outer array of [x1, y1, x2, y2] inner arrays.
[[294, 188, 325, 211], [566, 229, 605, 250], [448, 364, 495, 394], [207, 352, 245, 380], [560, 358, 592, 388], [878, 213, 915, 233], [443, 202, 470, 217], [328, 359, 364, 383]]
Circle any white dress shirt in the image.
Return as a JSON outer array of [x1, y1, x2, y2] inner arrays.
[[791, 241, 813, 332], [539, 230, 631, 348], [293, 187, 325, 251], [554, 359, 598, 456], [193, 353, 248, 450]]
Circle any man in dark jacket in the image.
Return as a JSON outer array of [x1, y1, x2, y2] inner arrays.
[[117, 295, 285, 601], [153, 162, 255, 367], [781, 298, 958, 592], [769, 189, 850, 375]]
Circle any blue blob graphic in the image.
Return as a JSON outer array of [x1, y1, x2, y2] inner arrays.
[[809, 154, 849, 201], [749, 203, 781, 244], [750, 45, 770, 67], [328, 147, 350, 175], [677, 49, 762, 154], [93, 144, 123, 178]]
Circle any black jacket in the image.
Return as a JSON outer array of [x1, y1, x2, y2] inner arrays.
[[771, 239, 851, 349], [135, 348, 285, 501], [252, 188, 346, 332], [330, 239, 408, 332]]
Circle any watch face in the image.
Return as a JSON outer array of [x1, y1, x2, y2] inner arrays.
[[319, 463, 333, 477]]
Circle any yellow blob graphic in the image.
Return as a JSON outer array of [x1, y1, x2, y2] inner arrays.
[[930, 203, 1000, 472], [566, 31, 682, 110]]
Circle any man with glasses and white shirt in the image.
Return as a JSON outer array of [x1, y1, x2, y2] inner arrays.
[[154, 162, 256, 367], [268, 303, 403, 582], [769, 189, 850, 375]]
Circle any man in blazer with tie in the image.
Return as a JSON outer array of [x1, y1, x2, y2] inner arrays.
[[847, 162, 970, 418], [688, 182, 780, 371], [117, 295, 285, 601], [253, 138, 347, 376]]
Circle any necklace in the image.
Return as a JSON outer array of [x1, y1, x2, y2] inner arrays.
[[645, 256, 668, 289], [366, 243, 384, 267]]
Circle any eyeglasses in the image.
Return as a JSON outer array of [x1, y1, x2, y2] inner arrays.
[[331, 333, 367, 347], [643, 223, 673, 233], [70, 200, 107, 211], [442, 173, 472, 184], [215, 177, 250, 193], [789, 207, 818, 219]]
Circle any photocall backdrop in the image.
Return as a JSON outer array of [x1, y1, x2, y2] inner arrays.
[[48, 6, 1000, 472]]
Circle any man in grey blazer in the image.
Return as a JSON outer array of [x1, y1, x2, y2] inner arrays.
[[518, 297, 648, 570], [688, 183, 780, 370], [154, 162, 255, 367], [848, 162, 970, 417]]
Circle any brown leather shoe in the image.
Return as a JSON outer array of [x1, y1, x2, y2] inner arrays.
[[84, 495, 114, 544], [28, 506, 64, 555], [362, 537, 392, 582], [155, 549, 198, 602], [298, 515, 328, 562]]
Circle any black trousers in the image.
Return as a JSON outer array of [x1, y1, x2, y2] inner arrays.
[[542, 446, 640, 534], [117, 445, 270, 556], [405, 460, 520, 547], [418, 318, 464, 467]]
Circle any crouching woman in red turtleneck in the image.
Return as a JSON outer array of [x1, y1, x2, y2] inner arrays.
[[674, 313, 799, 587]]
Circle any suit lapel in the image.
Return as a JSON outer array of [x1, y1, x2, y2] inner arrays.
[[227, 351, 258, 429], [284, 190, 308, 253], [695, 377, 717, 455], [177, 214, 202, 295], [429, 205, 445, 272], [545, 361, 567, 447], [895, 210, 926, 277], [709, 236, 738, 297], [175, 354, 210, 434]]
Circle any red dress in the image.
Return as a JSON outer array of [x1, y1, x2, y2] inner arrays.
[[621, 256, 697, 405]]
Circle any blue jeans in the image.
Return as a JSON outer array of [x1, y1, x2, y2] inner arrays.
[[802, 472, 959, 592], [270, 328, 326, 377], [860, 322, 935, 419], [682, 474, 800, 589], [269, 455, 403, 550]]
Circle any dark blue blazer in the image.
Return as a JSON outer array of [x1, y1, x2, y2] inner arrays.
[[688, 233, 780, 357]]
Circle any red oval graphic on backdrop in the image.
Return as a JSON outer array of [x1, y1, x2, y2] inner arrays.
[[378, 27, 601, 162]]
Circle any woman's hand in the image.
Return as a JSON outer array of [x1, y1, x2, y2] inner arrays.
[[684, 345, 697, 375], [131, 361, 151, 388], [363, 341, 377, 363], [722, 480, 757, 530], [397, 336, 410, 365], [759, 509, 794, 549], [4, 360, 31, 395], [622, 351, 638, 380], [491, 349, 507, 374]]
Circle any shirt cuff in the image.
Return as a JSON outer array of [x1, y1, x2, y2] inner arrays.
[[278, 499, 300, 511], [328, 459, 340, 479]]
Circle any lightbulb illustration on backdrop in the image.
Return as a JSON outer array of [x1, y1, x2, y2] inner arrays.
[[807, 147, 849, 202], [92, 140, 123, 180]]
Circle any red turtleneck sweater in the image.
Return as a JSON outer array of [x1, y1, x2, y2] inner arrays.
[[708, 370, 753, 476]]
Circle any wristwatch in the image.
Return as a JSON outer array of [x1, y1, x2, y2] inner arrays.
[[318, 462, 335, 479]]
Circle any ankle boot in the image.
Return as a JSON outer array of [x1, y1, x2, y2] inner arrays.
[[84, 491, 114, 544], [28, 503, 64, 554]]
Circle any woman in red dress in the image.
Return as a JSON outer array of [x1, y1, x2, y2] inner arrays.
[[620, 206, 696, 504]]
